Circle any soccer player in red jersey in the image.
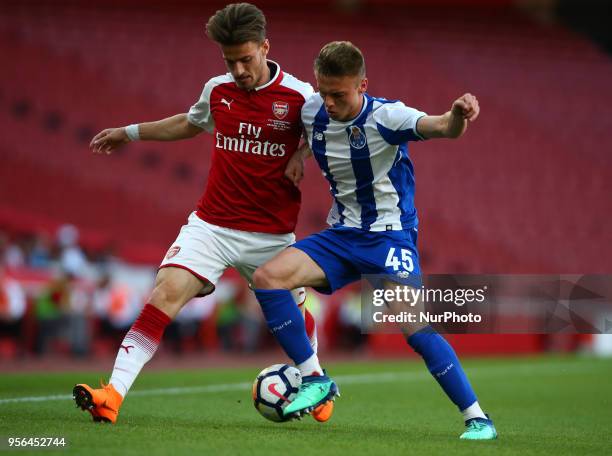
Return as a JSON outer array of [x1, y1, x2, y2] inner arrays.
[[73, 3, 327, 424]]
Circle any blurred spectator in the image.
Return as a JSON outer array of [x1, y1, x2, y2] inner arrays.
[[239, 289, 266, 354], [0, 264, 26, 323], [67, 276, 90, 357], [27, 233, 52, 269], [338, 290, 367, 350], [0, 232, 26, 269], [57, 224, 89, 277], [216, 280, 264, 353], [92, 244, 121, 273], [34, 273, 72, 354], [92, 273, 141, 332], [0, 265, 26, 322], [166, 295, 217, 353], [216, 281, 241, 352], [91, 271, 147, 356], [0, 265, 27, 357]]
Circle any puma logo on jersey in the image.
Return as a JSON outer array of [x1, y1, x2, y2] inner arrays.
[[221, 98, 233, 110]]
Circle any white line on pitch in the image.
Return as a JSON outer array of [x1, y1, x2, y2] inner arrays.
[[0, 359, 599, 405]]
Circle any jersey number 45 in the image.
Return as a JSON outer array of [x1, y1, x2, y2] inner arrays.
[[385, 247, 414, 272]]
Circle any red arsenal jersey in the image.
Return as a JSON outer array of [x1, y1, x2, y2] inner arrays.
[[187, 61, 313, 234]]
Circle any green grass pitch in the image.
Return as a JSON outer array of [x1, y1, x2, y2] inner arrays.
[[1, 355, 611, 455]]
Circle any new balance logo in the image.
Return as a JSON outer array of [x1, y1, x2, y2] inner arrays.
[[120, 344, 135, 354], [221, 98, 233, 110]]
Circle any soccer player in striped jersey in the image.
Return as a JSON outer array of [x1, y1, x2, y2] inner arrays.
[[72, 3, 330, 424], [253, 41, 497, 439]]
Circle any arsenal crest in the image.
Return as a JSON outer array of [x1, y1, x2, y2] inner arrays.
[[166, 246, 181, 259], [272, 101, 289, 119]]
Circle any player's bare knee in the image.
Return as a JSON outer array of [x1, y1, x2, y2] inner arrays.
[[252, 266, 273, 289], [149, 279, 188, 316], [253, 265, 287, 289]]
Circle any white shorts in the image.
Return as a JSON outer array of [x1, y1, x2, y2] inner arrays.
[[160, 212, 305, 302]]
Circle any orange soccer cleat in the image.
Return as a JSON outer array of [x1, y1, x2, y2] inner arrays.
[[73, 382, 123, 424], [311, 399, 334, 422]]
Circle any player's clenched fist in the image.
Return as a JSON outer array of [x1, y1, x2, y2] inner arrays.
[[284, 155, 304, 187], [451, 93, 480, 122], [284, 143, 311, 187], [89, 127, 131, 154]]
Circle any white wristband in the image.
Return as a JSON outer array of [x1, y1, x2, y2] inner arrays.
[[125, 124, 140, 141]]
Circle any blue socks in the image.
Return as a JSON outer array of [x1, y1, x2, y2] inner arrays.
[[254, 289, 314, 365], [407, 326, 477, 411], [255, 291, 478, 411]]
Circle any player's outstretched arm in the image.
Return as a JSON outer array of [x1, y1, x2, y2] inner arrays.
[[90, 113, 204, 154], [416, 93, 480, 140]]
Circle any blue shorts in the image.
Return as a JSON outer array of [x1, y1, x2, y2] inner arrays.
[[292, 226, 421, 294]]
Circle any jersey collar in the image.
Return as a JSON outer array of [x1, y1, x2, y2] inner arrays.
[[254, 60, 282, 91]]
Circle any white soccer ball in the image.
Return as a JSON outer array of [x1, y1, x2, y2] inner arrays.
[[252, 363, 301, 422]]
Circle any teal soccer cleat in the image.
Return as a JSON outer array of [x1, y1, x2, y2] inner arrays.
[[460, 414, 498, 440], [283, 373, 339, 418]]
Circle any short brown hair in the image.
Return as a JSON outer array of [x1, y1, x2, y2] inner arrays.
[[206, 3, 266, 46], [314, 41, 366, 78]]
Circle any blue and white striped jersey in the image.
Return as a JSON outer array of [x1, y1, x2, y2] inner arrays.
[[301, 93, 427, 231]]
